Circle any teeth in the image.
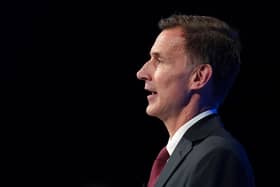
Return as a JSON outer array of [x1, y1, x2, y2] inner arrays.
[[145, 89, 156, 95]]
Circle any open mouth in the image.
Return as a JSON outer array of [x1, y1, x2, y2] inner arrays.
[[146, 90, 157, 96]]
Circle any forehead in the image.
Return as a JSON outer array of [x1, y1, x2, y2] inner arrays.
[[151, 27, 186, 53]]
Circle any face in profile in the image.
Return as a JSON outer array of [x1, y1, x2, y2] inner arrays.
[[136, 27, 195, 121]]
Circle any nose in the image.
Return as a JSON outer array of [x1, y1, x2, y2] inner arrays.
[[136, 68, 143, 80], [136, 62, 150, 81]]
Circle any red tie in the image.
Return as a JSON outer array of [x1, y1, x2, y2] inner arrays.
[[147, 146, 170, 187]]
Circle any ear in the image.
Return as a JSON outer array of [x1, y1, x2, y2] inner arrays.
[[189, 64, 212, 90]]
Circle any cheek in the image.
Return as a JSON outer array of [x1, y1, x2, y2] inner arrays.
[[162, 74, 191, 101], [154, 70, 171, 88], [153, 65, 190, 90], [156, 68, 186, 84]]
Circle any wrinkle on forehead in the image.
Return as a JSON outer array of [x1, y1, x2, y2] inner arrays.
[[151, 27, 186, 56]]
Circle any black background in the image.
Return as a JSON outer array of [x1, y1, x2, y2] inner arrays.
[[2, 1, 279, 187]]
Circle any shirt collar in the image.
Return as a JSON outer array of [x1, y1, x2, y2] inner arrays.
[[166, 108, 217, 155]]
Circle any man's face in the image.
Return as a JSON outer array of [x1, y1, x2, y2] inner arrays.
[[136, 27, 195, 121]]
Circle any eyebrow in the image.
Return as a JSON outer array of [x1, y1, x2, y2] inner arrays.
[[150, 52, 161, 58]]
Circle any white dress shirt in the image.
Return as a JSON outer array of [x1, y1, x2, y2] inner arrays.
[[166, 109, 217, 156]]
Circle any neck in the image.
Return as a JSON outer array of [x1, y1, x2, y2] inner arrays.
[[163, 96, 214, 137]]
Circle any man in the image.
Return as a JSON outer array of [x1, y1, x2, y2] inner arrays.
[[136, 14, 255, 187]]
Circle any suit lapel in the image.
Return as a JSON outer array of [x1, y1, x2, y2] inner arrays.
[[155, 114, 222, 187], [155, 137, 192, 187]]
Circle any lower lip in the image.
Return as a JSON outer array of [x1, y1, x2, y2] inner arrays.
[[147, 94, 157, 101]]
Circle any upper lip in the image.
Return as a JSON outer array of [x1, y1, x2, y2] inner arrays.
[[144, 86, 157, 94]]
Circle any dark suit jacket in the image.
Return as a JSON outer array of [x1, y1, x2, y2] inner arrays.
[[154, 114, 255, 187]]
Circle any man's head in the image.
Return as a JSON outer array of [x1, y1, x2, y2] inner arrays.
[[137, 14, 241, 122], [158, 14, 241, 105]]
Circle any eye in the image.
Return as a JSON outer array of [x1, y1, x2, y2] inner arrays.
[[150, 58, 161, 66], [155, 57, 163, 64], [150, 54, 163, 66]]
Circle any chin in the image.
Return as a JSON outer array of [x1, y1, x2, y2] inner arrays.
[[146, 106, 159, 117]]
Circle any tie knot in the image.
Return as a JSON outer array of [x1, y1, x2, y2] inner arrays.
[[156, 147, 169, 161]]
